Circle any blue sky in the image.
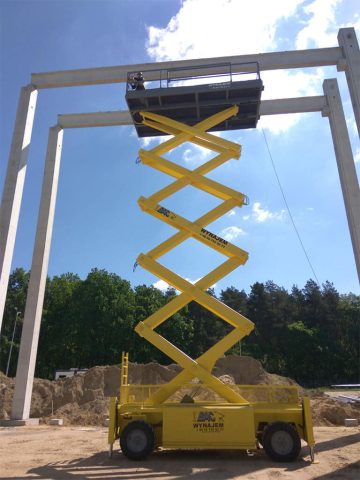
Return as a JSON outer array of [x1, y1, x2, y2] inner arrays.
[[0, 0, 359, 295]]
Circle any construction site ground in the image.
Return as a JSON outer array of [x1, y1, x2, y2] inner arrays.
[[0, 425, 359, 480], [1, 357, 360, 478]]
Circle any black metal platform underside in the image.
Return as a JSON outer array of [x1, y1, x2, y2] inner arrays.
[[126, 79, 263, 137]]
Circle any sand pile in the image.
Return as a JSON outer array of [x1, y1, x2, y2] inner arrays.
[[213, 356, 297, 386], [310, 396, 360, 426], [1, 356, 359, 426]]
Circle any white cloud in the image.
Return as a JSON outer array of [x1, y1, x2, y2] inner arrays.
[[186, 277, 217, 289], [242, 215, 250, 221], [221, 226, 246, 241], [147, 0, 302, 61], [259, 68, 326, 134], [260, 66, 330, 132], [355, 147, 360, 164], [153, 276, 213, 292], [183, 148, 193, 163], [252, 202, 285, 223], [145, 0, 353, 135], [140, 136, 154, 147], [185, 277, 201, 285], [296, 0, 342, 49], [153, 279, 172, 291], [227, 209, 236, 217], [182, 143, 213, 164], [140, 135, 169, 148], [258, 113, 302, 135]]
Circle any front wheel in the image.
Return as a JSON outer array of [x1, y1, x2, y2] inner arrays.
[[120, 420, 155, 460], [262, 422, 301, 462]]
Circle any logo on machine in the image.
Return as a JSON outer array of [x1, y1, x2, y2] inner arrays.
[[199, 228, 228, 249], [157, 206, 176, 221], [193, 410, 225, 433]]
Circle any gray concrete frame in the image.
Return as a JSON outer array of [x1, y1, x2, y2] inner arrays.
[[0, 28, 359, 420]]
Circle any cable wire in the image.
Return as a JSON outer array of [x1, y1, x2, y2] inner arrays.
[[261, 128, 320, 285]]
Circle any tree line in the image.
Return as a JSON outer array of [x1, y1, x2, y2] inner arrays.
[[0, 268, 359, 387]]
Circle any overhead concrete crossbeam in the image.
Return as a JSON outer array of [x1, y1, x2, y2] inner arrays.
[[58, 110, 132, 128], [57, 97, 328, 129], [32, 47, 344, 89]]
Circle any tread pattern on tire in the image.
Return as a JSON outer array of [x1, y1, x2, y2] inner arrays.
[[262, 421, 301, 462], [120, 420, 155, 460]]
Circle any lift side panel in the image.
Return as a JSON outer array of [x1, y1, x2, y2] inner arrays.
[[163, 405, 256, 448]]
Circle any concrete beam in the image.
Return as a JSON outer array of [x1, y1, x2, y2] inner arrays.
[[260, 96, 327, 115], [57, 96, 328, 130], [32, 47, 343, 89], [323, 79, 360, 281], [11, 126, 63, 420], [0, 85, 37, 333], [338, 28, 360, 138], [58, 110, 131, 128]]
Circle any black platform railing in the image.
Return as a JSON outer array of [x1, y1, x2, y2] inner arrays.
[[126, 61, 261, 92]]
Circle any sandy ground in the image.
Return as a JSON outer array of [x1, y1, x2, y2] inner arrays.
[[0, 426, 359, 479]]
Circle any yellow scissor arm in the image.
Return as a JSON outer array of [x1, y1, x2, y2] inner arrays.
[[134, 107, 254, 405]]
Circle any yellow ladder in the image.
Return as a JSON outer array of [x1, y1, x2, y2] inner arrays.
[[120, 352, 129, 403], [135, 106, 255, 406]]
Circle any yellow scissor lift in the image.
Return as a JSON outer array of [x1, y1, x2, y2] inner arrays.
[[109, 67, 314, 462]]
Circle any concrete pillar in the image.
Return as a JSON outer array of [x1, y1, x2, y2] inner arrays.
[[338, 28, 360, 138], [323, 79, 360, 282], [0, 85, 37, 333], [11, 126, 63, 420]]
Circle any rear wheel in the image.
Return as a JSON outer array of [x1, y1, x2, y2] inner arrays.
[[262, 422, 301, 462], [120, 420, 155, 460]]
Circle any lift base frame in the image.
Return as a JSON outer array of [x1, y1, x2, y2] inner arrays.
[[108, 386, 315, 453]]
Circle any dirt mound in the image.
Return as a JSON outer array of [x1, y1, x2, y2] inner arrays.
[[311, 396, 360, 426], [213, 355, 297, 386], [1, 356, 358, 427]]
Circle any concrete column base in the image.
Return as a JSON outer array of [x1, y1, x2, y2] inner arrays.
[[0, 418, 39, 426]]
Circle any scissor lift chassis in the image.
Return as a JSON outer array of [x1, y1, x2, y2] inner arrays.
[[108, 106, 315, 462], [109, 390, 314, 459]]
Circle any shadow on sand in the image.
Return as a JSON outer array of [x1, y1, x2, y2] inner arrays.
[[1, 431, 359, 480]]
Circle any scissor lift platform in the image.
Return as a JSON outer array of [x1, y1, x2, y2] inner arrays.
[[126, 62, 263, 137]]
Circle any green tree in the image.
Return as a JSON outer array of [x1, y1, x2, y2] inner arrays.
[[337, 293, 360, 382], [0, 268, 29, 376], [220, 286, 248, 355], [2, 266, 358, 388], [69, 269, 136, 369], [187, 289, 228, 359], [36, 273, 81, 377], [132, 284, 167, 363]]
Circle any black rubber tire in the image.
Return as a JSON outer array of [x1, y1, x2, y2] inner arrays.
[[262, 421, 301, 462], [120, 420, 155, 460]]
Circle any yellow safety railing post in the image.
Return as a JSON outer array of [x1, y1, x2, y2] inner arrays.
[[135, 107, 255, 405]]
